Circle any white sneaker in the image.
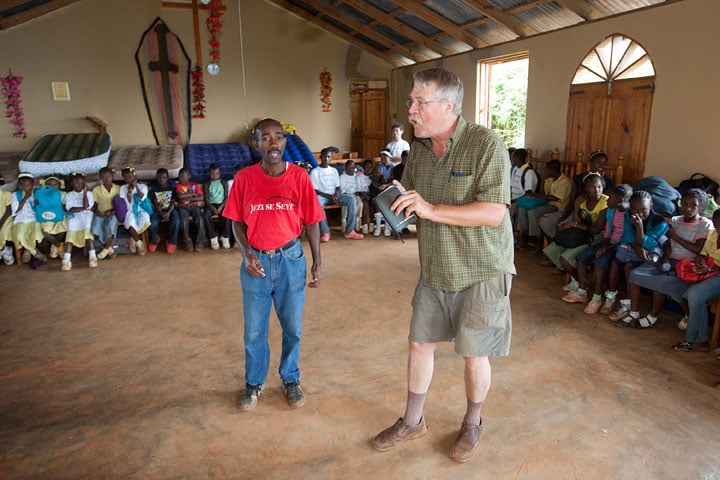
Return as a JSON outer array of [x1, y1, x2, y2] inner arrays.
[[129, 239, 137, 254], [61, 259, 72, 271], [1, 247, 14, 265], [210, 237, 220, 250], [88, 256, 98, 268], [49, 245, 59, 258], [677, 316, 688, 331], [220, 237, 231, 249], [563, 279, 578, 292], [362, 224, 369, 234], [136, 240, 146, 256], [374, 224, 382, 237], [21, 251, 31, 264], [384, 227, 391, 237]]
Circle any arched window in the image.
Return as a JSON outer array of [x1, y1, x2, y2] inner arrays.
[[565, 34, 656, 183], [572, 34, 655, 85]]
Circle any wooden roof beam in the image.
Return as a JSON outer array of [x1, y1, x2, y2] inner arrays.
[[554, 0, 606, 20], [464, 0, 538, 37], [265, 0, 406, 66], [341, 0, 455, 57], [0, 0, 79, 31], [462, 0, 554, 29], [392, 0, 488, 49], [301, 0, 429, 63]]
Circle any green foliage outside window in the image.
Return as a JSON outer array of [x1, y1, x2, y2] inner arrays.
[[490, 59, 528, 148]]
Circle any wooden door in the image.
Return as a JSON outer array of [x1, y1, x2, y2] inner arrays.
[[362, 90, 387, 158], [350, 93, 363, 155], [565, 82, 607, 165], [565, 77, 654, 183], [604, 78, 654, 183]]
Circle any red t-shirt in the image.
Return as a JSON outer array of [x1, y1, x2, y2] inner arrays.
[[223, 163, 324, 250], [175, 182, 203, 207]]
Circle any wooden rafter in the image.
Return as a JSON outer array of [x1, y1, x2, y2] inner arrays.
[[301, 0, 429, 63], [554, 0, 606, 20], [342, 0, 455, 57], [392, 0, 488, 49], [462, 0, 555, 30], [464, 0, 539, 37], [265, 0, 406, 66], [0, 0, 79, 31]]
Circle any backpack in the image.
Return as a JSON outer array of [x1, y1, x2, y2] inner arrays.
[[520, 165, 541, 193], [676, 173, 720, 199]]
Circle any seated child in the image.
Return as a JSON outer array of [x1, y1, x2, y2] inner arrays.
[[0, 175, 15, 265], [673, 209, 720, 351], [339, 160, 364, 234], [149, 168, 179, 253], [91, 167, 120, 259], [11, 173, 46, 264], [356, 159, 373, 235], [567, 184, 632, 314], [515, 159, 571, 249], [544, 173, 608, 291], [62, 172, 97, 271], [118, 166, 152, 256], [35, 176, 67, 259], [539, 151, 616, 242], [622, 188, 712, 328], [175, 167, 207, 251], [310, 148, 362, 241], [203, 163, 231, 250], [226, 163, 244, 191], [608, 190, 669, 325]]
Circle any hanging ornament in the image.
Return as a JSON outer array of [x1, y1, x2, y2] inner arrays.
[[319, 68, 332, 112], [191, 65, 207, 119], [206, 0, 224, 71], [1, 69, 26, 139], [207, 62, 220, 76]]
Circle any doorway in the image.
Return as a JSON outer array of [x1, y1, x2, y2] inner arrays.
[[566, 34, 655, 183], [350, 81, 388, 158]]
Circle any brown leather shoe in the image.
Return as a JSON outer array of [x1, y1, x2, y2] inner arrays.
[[450, 421, 484, 463], [372, 417, 427, 452]]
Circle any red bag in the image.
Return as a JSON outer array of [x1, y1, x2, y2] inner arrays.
[[675, 257, 719, 283]]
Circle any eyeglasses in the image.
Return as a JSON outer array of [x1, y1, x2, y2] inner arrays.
[[405, 98, 440, 109]]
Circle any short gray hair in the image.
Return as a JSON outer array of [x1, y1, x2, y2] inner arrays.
[[412, 68, 463, 116]]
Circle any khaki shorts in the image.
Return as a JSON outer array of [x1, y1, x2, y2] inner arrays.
[[409, 274, 513, 357]]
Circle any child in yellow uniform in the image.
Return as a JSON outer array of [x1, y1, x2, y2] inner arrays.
[[0, 175, 14, 265], [11, 173, 46, 264]]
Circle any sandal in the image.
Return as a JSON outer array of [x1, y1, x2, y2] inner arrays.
[[631, 316, 657, 329], [672, 341, 711, 352], [615, 314, 635, 328]]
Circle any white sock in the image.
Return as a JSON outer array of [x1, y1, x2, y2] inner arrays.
[[629, 311, 640, 319], [605, 290, 617, 301], [88, 250, 97, 259], [63, 253, 71, 261]]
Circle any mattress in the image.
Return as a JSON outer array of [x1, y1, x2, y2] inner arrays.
[[18, 133, 112, 177], [109, 145, 184, 181], [185, 143, 253, 184], [283, 134, 318, 170]]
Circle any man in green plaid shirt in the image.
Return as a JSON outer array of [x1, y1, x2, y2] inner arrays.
[[372, 68, 516, 463]]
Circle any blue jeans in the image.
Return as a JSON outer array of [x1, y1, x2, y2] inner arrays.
[[177, 205, 206, 244], [683, 275, 720, 343], [317, 194, 356, 234], [241, 240, 306, 386], [91, 214, 118, 244], [149, 209, 180, 245]]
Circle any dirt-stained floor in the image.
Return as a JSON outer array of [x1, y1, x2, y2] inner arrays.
[[1, 230, 720, 479]]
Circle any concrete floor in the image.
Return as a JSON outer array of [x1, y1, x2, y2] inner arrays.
[[1, 230, 720, 479]]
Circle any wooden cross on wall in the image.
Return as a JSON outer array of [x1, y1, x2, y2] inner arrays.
[[161, 0, 227, 68]]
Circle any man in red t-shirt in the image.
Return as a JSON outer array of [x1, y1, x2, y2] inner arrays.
[[223, 118, 324, 412]]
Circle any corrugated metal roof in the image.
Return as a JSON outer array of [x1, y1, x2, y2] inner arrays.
[[4, 0, 672, 67], [423, 0, 484, 26], [515, 2, 584, 32]]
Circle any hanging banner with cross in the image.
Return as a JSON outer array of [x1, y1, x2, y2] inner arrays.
[[135, 17, 192, 145]]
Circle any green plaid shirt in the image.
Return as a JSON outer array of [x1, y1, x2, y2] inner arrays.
[[403, 117, 516, 291]]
